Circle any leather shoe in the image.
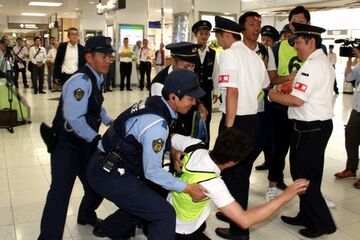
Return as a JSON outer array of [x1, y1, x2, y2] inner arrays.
[[281, 215, 305, 226], [215, 228, 249, 240], [93, 223, 132, 239], [255, 162, 269, 171], [77, 217, 102, 227], [298, 228, 336, 238], [216, 211, 230, 223], [39, 90, 46, 94]]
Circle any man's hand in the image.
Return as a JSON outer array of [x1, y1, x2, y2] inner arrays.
[[171, 147, 184, 173], [288, 70, 297, 82], [212, 94, 219, 104], [353, 48, 360, 59], [280, 179, 309, 202], [198, 103, 208, 119], [184, 183, 208, 202]]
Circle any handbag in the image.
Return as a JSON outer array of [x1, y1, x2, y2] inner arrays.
[[28, 48, 41, 72]]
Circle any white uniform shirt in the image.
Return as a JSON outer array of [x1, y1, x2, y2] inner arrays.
[[167, 134, 234, 234], [218, 41, 270, 115], [29, 45, 47, 64], [62, 42, 79, 74], [288, 49, 335, 121], [150, 65, 173, 96]]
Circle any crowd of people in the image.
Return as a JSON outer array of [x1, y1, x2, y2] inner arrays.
[[1, 4, 359, 240]]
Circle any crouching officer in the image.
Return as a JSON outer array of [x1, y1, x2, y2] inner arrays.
[[87, 69, 208, 240], [38, 36, 114, 240]]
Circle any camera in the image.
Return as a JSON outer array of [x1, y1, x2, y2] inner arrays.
[[335, 38, 360, 57]]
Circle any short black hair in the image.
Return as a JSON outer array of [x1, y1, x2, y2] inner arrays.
[[16, 37, 22, 41], [124, 37, 128, 41], [49, 36, 55, 40], [329, 44, 334, 49], [210, 128, 252, 165], [288, 6, 310, 23], [304, 35, 322, 49], [238, 11, 261, 29], [34, 36, 41, 41]]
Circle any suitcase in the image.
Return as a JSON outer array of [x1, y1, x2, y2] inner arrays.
[[0, 109, 17, 127]]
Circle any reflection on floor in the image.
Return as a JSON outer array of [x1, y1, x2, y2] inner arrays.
[[0, 84, 359, 240]]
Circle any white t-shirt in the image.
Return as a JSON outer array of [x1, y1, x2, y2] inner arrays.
[[62, 43, 79, 74], [168, 134, 234, 234], [218, 41, 270, 115], [288, 49, 335, 121]]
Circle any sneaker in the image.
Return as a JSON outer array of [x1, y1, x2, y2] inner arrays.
[[265, 187, 278, 202], [354, 179, 360, 189], [334, 170, 356, 179], [324, 197, 336, 209]]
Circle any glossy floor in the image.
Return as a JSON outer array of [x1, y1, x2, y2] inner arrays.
[[0, 83, 359, 240]]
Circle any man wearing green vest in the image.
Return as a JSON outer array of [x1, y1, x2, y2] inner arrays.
[[168, 128, 310, 239]]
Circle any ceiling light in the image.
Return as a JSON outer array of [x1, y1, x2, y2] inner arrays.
[[89, 1, 95, 4], [75, 7, 80, 10], [22, 12, 47, 16], [154, 8, 173, 13], [0, 4, 3, 7], [29, 2, 63, 7]]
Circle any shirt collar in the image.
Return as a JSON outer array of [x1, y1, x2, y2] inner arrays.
[[68, 42, 78, 48], [198, 45, 209, 53], [307, 49, 323, 60], [161, 97, 178, 119]]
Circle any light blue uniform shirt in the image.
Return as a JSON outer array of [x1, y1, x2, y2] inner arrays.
[[62, 63, 111, 142], [346, 63, 360, 112], [100, 97, 186, 192]]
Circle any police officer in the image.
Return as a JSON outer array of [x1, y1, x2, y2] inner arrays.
[[192, 20, 219, 146], [87, 69, 207, 240], [38, 36, 114, 240], [261, 25, 280, 48], [213, 15, 270, 240], [269, 22, 337, 238]]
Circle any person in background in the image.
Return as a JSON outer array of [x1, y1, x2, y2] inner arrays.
[[118, 37, 133, 91], [279, 24, 292, 41], [155, 42, 166, 73], [46, 36, 57, 91], [328, 44, 339, 94], [137, 39, 154, 90], [260, 25, 280, 48], [29, 36, 47, 94], [134, 40, 142, 86], [12, 37, 29, 89]]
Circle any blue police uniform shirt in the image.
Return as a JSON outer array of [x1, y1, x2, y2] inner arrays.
[[62, 63, 111, 142], [99, 97, 186, 192], [346, 63, 360, 112]]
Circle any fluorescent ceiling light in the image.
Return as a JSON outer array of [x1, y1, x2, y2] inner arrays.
[[154, 8, 173, 13], [29, 2, 63, 7], [22, 12, 47, 16]]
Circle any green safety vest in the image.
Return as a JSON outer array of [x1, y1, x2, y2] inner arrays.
[[172, 151, 218, 221], [277, 40, 303, 76]]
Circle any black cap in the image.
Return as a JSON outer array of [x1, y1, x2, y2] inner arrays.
[[280, 24, 292, 35], [261, 25, 280, 42], [166, 42, 202, 63], [290, 22, 326, 37], [163, 69, 205, 98], [85, 36, 115, 54], [212, 15, 243, 35], [0, 38, 7, 45], [192, 20, 212, 33]]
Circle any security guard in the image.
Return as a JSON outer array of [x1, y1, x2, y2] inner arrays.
[[87, 69, 207, 240], [192, 20, 219, 147], [38, 36, 114, 240], [213, 15, 270, 240], [261, 25, 280, 48], [269, 22, 337, 238]]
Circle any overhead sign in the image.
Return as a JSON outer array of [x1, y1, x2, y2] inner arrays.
[[8, 23, 49, 30]]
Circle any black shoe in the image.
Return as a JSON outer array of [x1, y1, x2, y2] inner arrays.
[[126, 88, 132, 91], [215, 228, 249, 240], [34, 89, 38, 94], [120, 88, 124, 91], [298, 228, 336, 238], [277, 182, 287, 191], [93, 223, 131, 239], [255, 162, 269, 171], [39, 90, 46, 94], [281, 215, 305, 226], [77, 217, 103, 227], [24, 84, 29, 88], [216, 211, 230, 223]]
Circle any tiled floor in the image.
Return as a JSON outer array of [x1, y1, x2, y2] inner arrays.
[[0, 77, 359, 240]]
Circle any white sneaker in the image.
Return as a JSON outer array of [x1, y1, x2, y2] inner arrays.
[[265, 187, 278, 202], [325, 197, 336, 209]]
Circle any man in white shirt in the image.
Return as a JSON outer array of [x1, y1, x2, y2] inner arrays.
[[169, 128, 309, 239], [137, 39, 154, 90], [46, 36, 57, 90], [328, 45, 339, 94], [29, 36, 47, 94], [12, 37, 29, 88]]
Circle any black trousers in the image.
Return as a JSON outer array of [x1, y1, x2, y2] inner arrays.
[[120, 62, 132, 90], [32, 64, 45, 92], [13, 60, 27, 88], [267, 103, 291, 183], [175, 222, 210, 240], [199, 86, 213, 147], [139, 61, 151, 90], [104, 61, 116, 91], [87, 151, 176, 240], [345, 110, 360, 171], [39, 133, 103, 240], [59, 72, 73, 86], [290, 119, 336, 232], [219, 113, 260, 237]]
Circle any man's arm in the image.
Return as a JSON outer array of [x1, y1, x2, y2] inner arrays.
[[268, 88, 304, 107], [225, 87, 238, 128]]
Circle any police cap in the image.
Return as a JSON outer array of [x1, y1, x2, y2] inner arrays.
[[212, 15, 243, 35], [166, 42, 202, 63], [290, 22, 326, 37], [261, 25, 280, 42], [85, 36, 115, 54], [163, 69, 205, 99], [280, 24, 292, 35], [192, 20, 212, 33]]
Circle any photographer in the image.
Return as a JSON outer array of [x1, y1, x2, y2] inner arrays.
[[0, 38, 7, 76], [13, 37, 29, 89], [334, 48, 360, 189]]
